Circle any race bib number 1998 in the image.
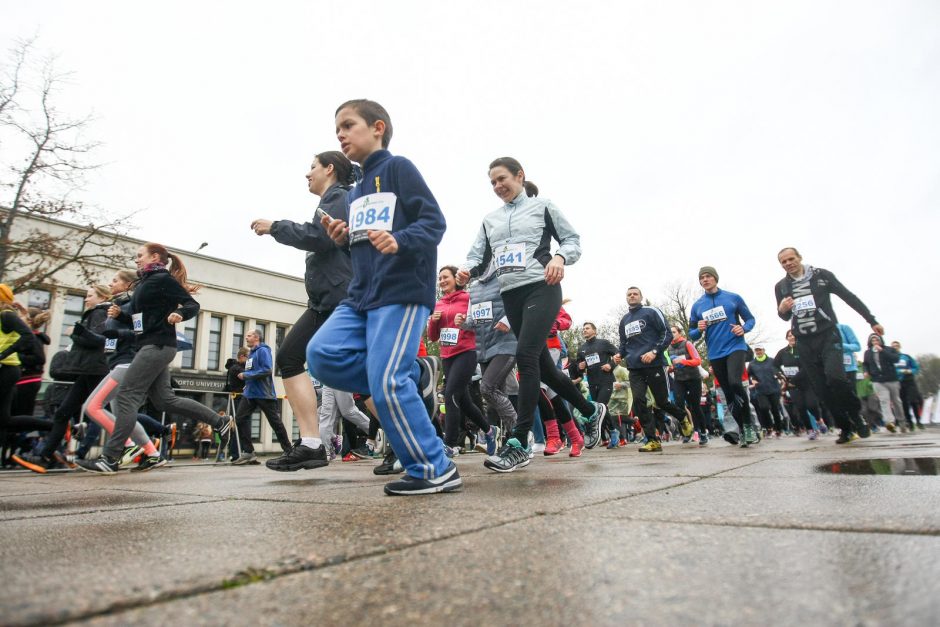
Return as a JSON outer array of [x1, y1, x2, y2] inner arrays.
[[440, 328, 459, 346]]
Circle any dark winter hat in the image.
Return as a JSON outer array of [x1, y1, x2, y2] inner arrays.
[[698, 266, 719, 281]]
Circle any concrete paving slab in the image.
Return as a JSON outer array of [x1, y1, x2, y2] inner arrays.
[[1, 428, 937, 625], [0, 492, 529, 626], [582, 474, 940, 533], [0, 488, 212, 521], [77, 514, 940, 627]]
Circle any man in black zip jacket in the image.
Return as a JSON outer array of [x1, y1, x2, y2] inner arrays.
[[614, 287, 693, 453], [577, 322, 617, 403], [577, 322, 619, 444], [774, 247, 883, 444]]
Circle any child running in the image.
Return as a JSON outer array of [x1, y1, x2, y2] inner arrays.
[[307, 99, 457, 496]]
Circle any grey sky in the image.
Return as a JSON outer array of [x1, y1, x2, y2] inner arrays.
[[4, 1, 939, 357]]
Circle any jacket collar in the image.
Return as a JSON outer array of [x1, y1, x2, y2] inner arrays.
[[362, 149, 392, 172]]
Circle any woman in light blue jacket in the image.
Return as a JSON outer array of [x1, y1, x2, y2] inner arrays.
[[458, 157, 606, 473]]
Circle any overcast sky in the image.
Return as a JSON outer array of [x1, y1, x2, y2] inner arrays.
[[4, 1, 939, 357]]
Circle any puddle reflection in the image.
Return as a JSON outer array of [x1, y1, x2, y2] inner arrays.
[[819, 457, 940, 475]]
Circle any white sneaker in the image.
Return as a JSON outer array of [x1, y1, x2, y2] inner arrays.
[[532, 442, 546, 454]]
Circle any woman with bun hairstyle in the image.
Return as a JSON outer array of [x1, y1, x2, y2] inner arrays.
[[76, 243, 233, 473], [251, 151, 355, 471], [458, 157, 607, 473], [14, 284, 112, 473]]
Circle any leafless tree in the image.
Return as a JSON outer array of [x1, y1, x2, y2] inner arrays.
[[0, 39, 135, 293]]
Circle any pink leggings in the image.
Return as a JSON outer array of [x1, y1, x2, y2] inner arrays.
[[81, 364, 158, 457]]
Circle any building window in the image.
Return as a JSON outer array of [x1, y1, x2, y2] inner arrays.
[[28, 289, 51, 310], [275, 325, 287, 351], [58, 293, 85, 351], [180, 316, 198, 369], [231, 319, 245, 358], [208, 315, 223, 371]]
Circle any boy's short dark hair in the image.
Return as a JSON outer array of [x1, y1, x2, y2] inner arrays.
[[336, 99, 393, 148]]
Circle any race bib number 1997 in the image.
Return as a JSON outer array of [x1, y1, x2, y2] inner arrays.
[[470, 301, 493, 322], [440, 328, 459, 346]]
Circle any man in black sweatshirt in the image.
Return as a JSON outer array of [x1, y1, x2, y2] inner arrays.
[[774, 247, 883, 444]]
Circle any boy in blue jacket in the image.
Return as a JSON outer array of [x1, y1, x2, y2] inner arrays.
[[233, 328, 292, 464], [308, 99, 458, 495]]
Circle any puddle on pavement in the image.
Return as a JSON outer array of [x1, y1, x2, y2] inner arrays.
[[818, 457, 940, 475]]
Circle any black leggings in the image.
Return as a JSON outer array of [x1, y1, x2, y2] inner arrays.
[[277, 308, 333, 378], [41, 373, 105, 458], [710, 351, 749, 433], [755, 392, 784, 432], [673, 378, 706, 434], [629, 367, 685, 442], [442, 350, 488, 446], [0, 366, 51, 432], [502, 280, 595, 443], [796, 329, 862, 434]]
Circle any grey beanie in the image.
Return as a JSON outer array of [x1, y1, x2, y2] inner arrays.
[[698, 266, 719, 281]]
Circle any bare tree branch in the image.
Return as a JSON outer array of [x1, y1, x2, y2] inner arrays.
[[0, 39, 132, 291]]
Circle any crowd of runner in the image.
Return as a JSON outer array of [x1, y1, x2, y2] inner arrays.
[[0, 99, 928, 495]]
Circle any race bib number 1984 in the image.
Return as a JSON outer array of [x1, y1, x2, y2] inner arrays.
[[348, 193, 397, 244]]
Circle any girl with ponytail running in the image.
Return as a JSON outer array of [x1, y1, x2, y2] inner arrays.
[[77, 244, 233, 473]]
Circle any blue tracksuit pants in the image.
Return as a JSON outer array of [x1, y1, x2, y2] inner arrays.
[[307, 303, 448, 480]]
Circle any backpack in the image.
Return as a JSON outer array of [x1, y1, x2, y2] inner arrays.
[[48, 350, 79, 382]]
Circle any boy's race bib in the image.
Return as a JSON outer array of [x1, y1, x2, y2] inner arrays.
[[494, 242, 526, 275], [470, 301, 493, 322], [348, 193, 397, 244], [132, 313, 144, 334], [440, 327, 460, 346]]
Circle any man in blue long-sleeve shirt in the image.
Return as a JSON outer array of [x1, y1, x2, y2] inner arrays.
[[689, 266, 758, 446]]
